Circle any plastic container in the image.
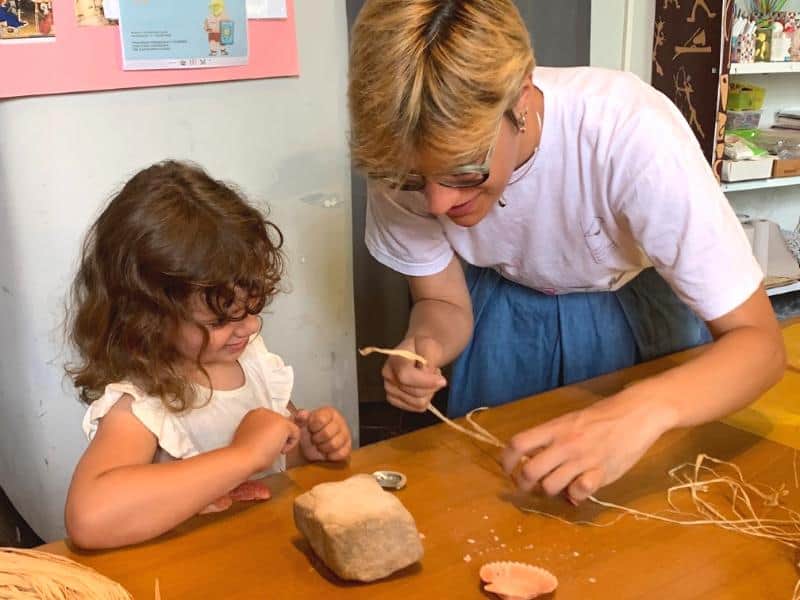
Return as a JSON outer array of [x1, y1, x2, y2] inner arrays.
[[727, 109, 762, 130], [728, 82, 765, 111]]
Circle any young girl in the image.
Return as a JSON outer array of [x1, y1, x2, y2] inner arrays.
[[64, 160, 352, 550]]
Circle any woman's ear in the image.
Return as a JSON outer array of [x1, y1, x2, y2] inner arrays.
[[513, 78, 534, 119]]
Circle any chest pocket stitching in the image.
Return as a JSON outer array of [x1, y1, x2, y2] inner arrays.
[[582, 216, 618, 265]]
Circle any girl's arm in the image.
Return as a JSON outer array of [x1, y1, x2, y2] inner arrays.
[[65, 395, 298, 549]]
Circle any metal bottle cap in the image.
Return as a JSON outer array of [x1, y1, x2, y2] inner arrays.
[[372, 470, 407, 490]]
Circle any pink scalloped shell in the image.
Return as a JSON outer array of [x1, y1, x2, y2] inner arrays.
[[479, 561, 558, 600]]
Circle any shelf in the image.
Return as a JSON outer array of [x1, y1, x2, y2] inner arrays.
[[767, 280, 800, 296], [722, 176, 800, 192], [730, 62, 800, 75]]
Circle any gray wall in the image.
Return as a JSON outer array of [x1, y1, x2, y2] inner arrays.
[[0, 0, 358, 541], [517, 1, 591, 67]]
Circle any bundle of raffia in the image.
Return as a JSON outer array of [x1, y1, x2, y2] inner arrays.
[[359, 345, 800, 600], [0, 548, 132, 600]]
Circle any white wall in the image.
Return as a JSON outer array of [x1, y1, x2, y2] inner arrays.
[[0, 0, 357, 541], [590, 0, 654, 81], [592, 0, 800, 229]]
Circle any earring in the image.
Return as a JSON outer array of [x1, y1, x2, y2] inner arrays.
[[517, 108, 528, 133]]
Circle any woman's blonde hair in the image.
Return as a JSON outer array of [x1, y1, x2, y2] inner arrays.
[[348, 0, 535, 177]]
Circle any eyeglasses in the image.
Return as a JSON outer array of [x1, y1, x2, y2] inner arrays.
[[374, 110, 517, 192]]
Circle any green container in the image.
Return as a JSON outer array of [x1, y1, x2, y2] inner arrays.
[[728, 82, 766, 111]]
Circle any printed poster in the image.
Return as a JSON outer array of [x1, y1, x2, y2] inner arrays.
[[74, 0, 117, 27], [0, 0, 55, 43], [118, 0, 248, 71]]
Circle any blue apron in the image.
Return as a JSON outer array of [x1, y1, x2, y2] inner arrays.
[[448, 266, 712, 417]]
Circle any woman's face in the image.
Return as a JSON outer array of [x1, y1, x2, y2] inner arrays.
[[414, 82, 540, 228], [418, 116, 523, 227]]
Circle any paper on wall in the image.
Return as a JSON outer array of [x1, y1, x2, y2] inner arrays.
[[247, 0, 287, 19], [102, 0, 120, 21], [118, 0, 249, 71]]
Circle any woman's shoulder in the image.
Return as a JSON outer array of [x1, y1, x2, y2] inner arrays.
[[536, 66, 649, 97], [537, 66, 674, 123], [537, 66, 689, 155]]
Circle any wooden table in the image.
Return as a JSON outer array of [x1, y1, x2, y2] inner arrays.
[[41, 343, 800, 599]]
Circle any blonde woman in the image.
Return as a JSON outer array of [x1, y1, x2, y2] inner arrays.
[[348, 0, 784, 503]]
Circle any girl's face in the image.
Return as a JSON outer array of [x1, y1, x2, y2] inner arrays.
[[174, 292, 261, 367]]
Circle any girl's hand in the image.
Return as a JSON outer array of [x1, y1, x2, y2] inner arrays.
[[500, 392, 674, 503], [293, 406, 352, 462], [382, 336, 447, 412], [231, 408, 300, 474], [199, 480, 272, 515]]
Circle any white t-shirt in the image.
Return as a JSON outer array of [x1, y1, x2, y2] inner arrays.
[[365, 66, 762, 322], [82, 334, 293, 474]]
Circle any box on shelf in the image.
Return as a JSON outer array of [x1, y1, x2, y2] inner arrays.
[[726, 109, 762, 130], [728, 82, 765, 111], [721, 157, 775, 182], [773, 158, 800, 178]]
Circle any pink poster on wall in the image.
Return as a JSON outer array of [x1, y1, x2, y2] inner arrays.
[[0, 0, 298, 99]]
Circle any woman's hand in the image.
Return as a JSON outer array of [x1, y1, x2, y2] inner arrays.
[[293, 406, 352, 462], [501, 391, 675, 503], [231, 408, 300, 474], [382, 336, 447, 412]]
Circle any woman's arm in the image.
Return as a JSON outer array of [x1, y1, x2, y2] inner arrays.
[[381, 256, 474, 411], [626, 286, 784, 427], [66, 396, 298, 549], [502, 287, 785, 503]]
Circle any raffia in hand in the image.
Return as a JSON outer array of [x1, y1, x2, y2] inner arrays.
[[360, 345, 800, 599]]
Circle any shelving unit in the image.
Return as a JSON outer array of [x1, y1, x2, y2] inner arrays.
[[722, 175, 800, 193], [724, 60, 800, 296], [729, 62, 800, 75], [767, 280, 800, 296], [650, 1, 800, 297], [724, 63, 800, 197]]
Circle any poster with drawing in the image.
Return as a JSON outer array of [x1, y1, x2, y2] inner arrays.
[[651, 0, 728, 168], [0, 0, 55, 43], [118, 0, 248, 70], [1, 0, 296, 99], [74, 0, 117, 26]]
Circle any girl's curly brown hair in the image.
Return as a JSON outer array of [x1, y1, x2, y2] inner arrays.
[[66, 160, 285, 412]]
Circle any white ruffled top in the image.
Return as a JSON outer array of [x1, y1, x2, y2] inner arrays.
[[82, 334, 293, 474]]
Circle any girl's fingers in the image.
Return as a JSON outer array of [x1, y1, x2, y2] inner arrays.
[[311, 422, 340, 446], [318, 430, 349, 454], [326, 438, 352, 461]]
